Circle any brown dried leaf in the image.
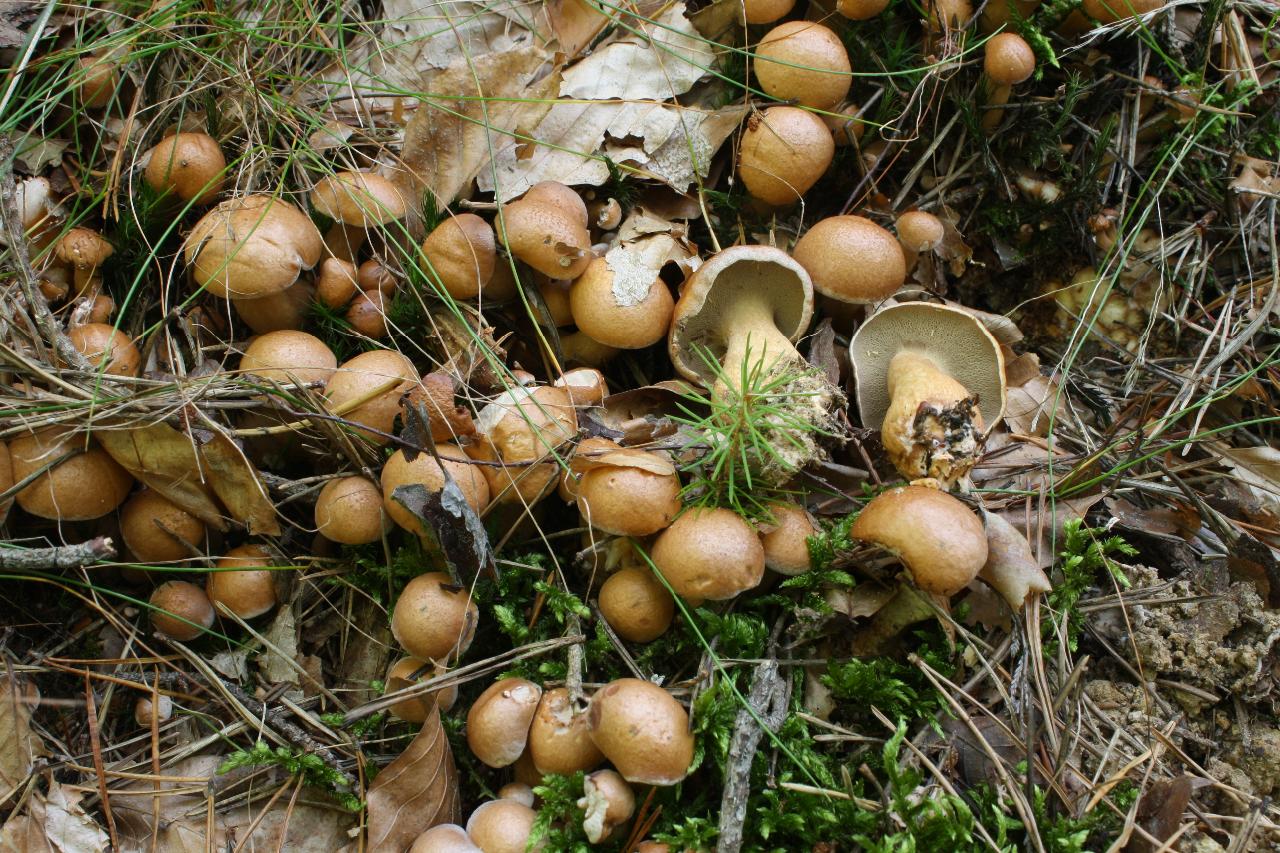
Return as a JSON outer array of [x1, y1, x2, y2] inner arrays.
[[198, 431, 281, 536], [18, 782, 109, 853], [0, 814, 54, 853], [0, 677, 45, 803], [366, 703, 461, 853], [1125, 775, 1193, 853], [96, 424, 228, 531], [550, 0, 610, 59]]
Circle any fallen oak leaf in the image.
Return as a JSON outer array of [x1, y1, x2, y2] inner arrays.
[[197, 430, 281, 536], [95, 423, 228, 531], [365, 703, 461, 853]]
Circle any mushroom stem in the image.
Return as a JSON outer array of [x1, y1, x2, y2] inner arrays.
[[850, 586, 937, 656], [717, 288, 805, 392], [981, 83, 1013, 131], [882, 350, 984, 486], [324, 222, 366, 263]]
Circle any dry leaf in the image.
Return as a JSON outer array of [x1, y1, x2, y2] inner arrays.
[[366, 703, 461, 853], [391, 482, 494, 582], [1210, 442, 1280, 515], [595, 450, 676, 476], [0, 814, 53, 853], [0, 677, 45, 803], [1004, 374, 1059, 437], [197, 431, 281, 535], [559, 4, 714, 101], [549, 0, 611, 58], [24, 782, 110, 853], [979, 510, 1052, 611], [96, 424, 228, 530], [260, 603, 302, 691]]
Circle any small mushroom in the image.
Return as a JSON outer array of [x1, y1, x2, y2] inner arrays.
[[528, 687, 604, 775], [552, 367, 609, 407], [738, 106, 834, 206], [498, 783, 536, 807], [316, 257, 358, 308], [849, 303, 1006, 487], [311, 171, 406, 262], [837, 0, 890, 18], [576, 450, 682, 537], [467, 678, 542, 768], [1081, 0, 1163, 21], [143, 132, 227, 204], [399, 371, 476, 442], [650, 507, 765, 600], [499, 182, 591, 280], [761, 502, 818, 576], [578, 769, 635, 844], [345, 289, 388, 339], [232, 278, 315, 334], [409, 824, 480, 853], [185, 194, 323, 300], [598, 567, 674, 643], [743, 0, 794, 23], [56, 227, 114, 295], [67, 323, 141, 376], [207, 544, 278, 620], [754, 22, 852, 111], [76, 51, 121, 109], [148, 580, 215, 641], [390, 572, 479, 663], [385, 656, 457, 723], [240, 330, 337, 386], [982, 33, 1036, 131], [793, 215, 906, 305], [420, 213, 497, 299], [568, 256, 674, 349], [314, 476, 389, 545], [465, 799, 538, 853], [134, 695, 173, 727], [120, 489, 205, 564], [586, 678, 693, 785]]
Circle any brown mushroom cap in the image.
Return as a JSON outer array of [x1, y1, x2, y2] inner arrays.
[[311, 171, 406, 228], [465, 799, 538, 853], [316, 257, 358, 308], [738, 106, 834, 206], [185, 194, 323, 300], [896, 210, 946, 253], [552, 367, 609, 407], [466, 677, 543, 768], [500, 185, 592, 280], [345, 289, 388, 339], [650, 507, 765, 600], [143, 132, 227, 204], [386, 656, 457, 723], [399, 371, 476, 443], [498, 783, 535, 807], [850, 485, 988, 595], [523, 181, 589, 224], [537, 276, 575, 327], [755, 22, 852, 111], [984, 33, 1036, 86], [421, 214, 497, 300], [569, 256, 674, 349], [381, 443, 489, 532], [527, 687, 605, 775], [471, 385, 578, 505], [134, 695, 174, 727], [67, 323, 142, 376], [240, 330, 337, 386], [848, 302, 1006, 440], [586, 678, 693, 785], [315, 476, 389, 545], [121, 489, 205, 563], [743, 0, 795, 23], [231, 278, 315, 334], [0, 441, 13, 517], [837, 0, 891, 18], [57, 227, 114, 270], [576, 451, 681, 537], [761, 502, 817, 576], [580, 769, 635, 844], [323, 349, 419, 444], [149, 580, 215, 641], [409, 824, 481, 853], [390, 572, 479, 663], [10, 426, 133, 521], [668, 244, 813, 386], [1081, 0, 1162, 22], [77, 53, 120, 109], [793, 216, 906, 304], [598, 567, 675, 643], [207, 544, 278, 620], [358, 259, 398, 296]]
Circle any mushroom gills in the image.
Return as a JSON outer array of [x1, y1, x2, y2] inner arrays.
[[882, 350, 984, 485]]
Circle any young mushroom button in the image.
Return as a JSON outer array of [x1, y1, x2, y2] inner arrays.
[[143, 132, 227, 204], [587, 678, 694, 786], [754, 22, 852, 111], [982, 33, 1037, 131], [738, 106, 834, 206], [650, 507, 766, 600]]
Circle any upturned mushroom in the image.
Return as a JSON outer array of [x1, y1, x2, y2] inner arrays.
[[467, 677, 542, 768], [311, 171, 406, 262], [56, 227, 113, 295], [390, 572, 479, 663], [185, 194, 323, 300], [587, 678, 693, 785], [982, 33, 1036, 131], [499, 181, 592, 280], [754, 22, 852, 111], [793, 215, 906, 305], [738, 107, 834, 206], [649, 507, 765, 600], [849, 302, 1006, 487], [143, 132, 227, 204]]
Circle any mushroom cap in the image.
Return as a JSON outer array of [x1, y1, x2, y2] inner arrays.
[[849, 302, 1006, 437], [324, 349, 419, 444], [358, 259, 398, 296], [552, 367, 609, 407], [499, 192, 592, 280], [1081, 0, 1163, 22], [576, 451, 681, 537], [668, 244, 814, 386], [315, 476, 389, 545], [134, 695, 174, 727], [77, 53, 120, 109], [386, 656, 457, 723], [148, 580, 215, 641], [466, 678, 543, 768], [528, 687, 605, 775], [743, 0, 795, 23], [650, 507, 765, 600], [207, 544, 277, 619], [580, 769, 635, 844], [143, 132, 227, 204], [569, 256, 674, 349], [345, 289, 388, 339], [523, 181, 589, 224], [381, 443, 489, 533], [409, 824, 480, 853], [185, 195, 323, 299], [598, 567, 675, 643], [231, 278, 315, 334], [498, 783, 535, 807], [311, 171, 406, 227], [390, 572, 479, 663], [316, 257, 358, 308], [399, 371, 476, 443], [56, 227, 114, 268], [755, 22, 852, 111], [793, 215, 906, 304], [9, 426, 133, 521], [0, 441, 13, 516], [421, 213, 497, 300], [587, 678, 693, 785], [121, 488, 205, 563], [850, 485, 988, 595], [240, 330, 337, 386], [471, 386, 578, 504], [537, 276, 575, 327], [984, 33, 1036, 85], [67, 323, 142, 376], [896, 210, 946, 253], [837, 0, 891, 19], [738, 106, 834, 206], [465, 799, 538, 853], [761, 502, 817, 576]]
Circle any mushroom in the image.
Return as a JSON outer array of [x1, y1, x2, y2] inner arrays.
[[754, 22, 852, 111], [576, 450, 682, 537], [586, 678, 694, 785], [982, 33, 1036, 131], [56, 227, 113, 295], [240, 330, 337, 386], [207, 544, 278, 619], [357, 259, 398, 296], [345, 289, 388, 339], [896, 210, 945, 255], [466, 677, 542, 768], [148, 580, 215, 641], [83, 292, 115, 324], [76, 51, 121, 109], [469, 385, 578, 506], [587, 197, 623, 231], [823, 100, 867, 147], [316, 257, 358, 308], [743, 0, 794, 22], [499, 783, 535, 807], [849, 303, 1006, 487], [143, 132, 227, 204], [578, 769, 635, 844], [760, 502, 817, 576], [390, 572, 479, 663], [537, 276, 575, 327], [793, 215, 906, 305], [557, 436, 622, 502], [67, 323, 141, 376], [1081, 0, 1163, 21], [185, 194, 323, 300], [560, 330, 620, 368], [399, 371, 476, 442], [315, 476, 389, 545], [323, 349, 419, 444], [409, 824, 481, 853], [499, 181, 592, 280], [738, 107, 834, 206], [9, 426, 133, 521], [598, 566, 674, 643], [386, 656, 457, 723], [120, 489, 205, 563], [231, 278, 316, 334], [837, 0, 891, 18], [552, 367, 609, 407], [465, 800, 538, 853], [528, 687, 605, 775], [16, 176, 60, 251], [649, 507, 766, 600], [850, 485, 988, 596], [568, 255, 674, 349], [381, 443, 490, 533], [420, 213, 497, 299], [311, 171, 406, 262], [134, 695, 174, 727]]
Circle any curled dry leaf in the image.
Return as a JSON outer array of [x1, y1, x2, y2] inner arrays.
[[366, 702, 462, 853], [979, 510, 1052, 611], [0, 677, 46, 803], [594, 450, 676, 476]]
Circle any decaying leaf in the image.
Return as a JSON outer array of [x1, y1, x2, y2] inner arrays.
[[548, 0, 611, 58], [1125, 774, 1194, 853], [392, 482, 494, 581], [197, 431, 281, 535], [979, 510, 1052, 611], [1210, 442, 1280, 518], [365, 703, 461, 853], [0, 813, 53, 853], [0, 677, 45, 803], [22, 782, 109, 853]]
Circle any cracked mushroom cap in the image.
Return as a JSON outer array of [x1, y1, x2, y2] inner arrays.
[[579, 769, 635, 844], [650, 507, 765, 600], [143, 132, 227, 204], [311, 171, 406, 228], [381, 443, 490, 533], [391, 572, 479, 663], [668, 244, 813, 386], [56, 227, 114, 271], [528, 687, 604, 775], [849, 302, 1006, 436], [409, 824, 480, 853], [586, 678, 693, 785], [240, 330, 337, 386], [850, 485, 988, 595], [738, 106, 834, 206], [9, 426, 133, 521], [121, 488, 205, 563], [984, 33, 1036, 86], [185, 194, 323, 299], [67, 323, 142, 376], [575, 450, 681, 537], [499, 182, 592, 280], [148, 580, 215, 641], [792, 215, 906, 304], [467, 677, 543, 768], [465, 799, 539, 853]]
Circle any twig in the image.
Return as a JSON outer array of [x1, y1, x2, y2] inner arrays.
[[0, 536, 116, 569], [716, 660, 790, 853]]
